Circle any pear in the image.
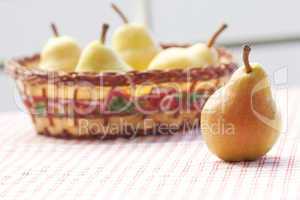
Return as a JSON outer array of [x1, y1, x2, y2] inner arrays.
[[201, 45, 281, 162], [148, 24, 227, 70], [147, 48, 195, 70], [40, 23, 81, 72], [111, 3, 160, 71], [76, 23, 132, 73], [190, 23, 227, 67]]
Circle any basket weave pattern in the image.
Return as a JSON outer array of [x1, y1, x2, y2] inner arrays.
[[6, 48, 237, 139]]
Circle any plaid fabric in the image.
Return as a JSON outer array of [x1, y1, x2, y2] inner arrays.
[[0, 89, 298, 200]]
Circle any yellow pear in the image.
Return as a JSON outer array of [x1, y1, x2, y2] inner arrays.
[[76, 23, 132, 73], [111, 3, 160, 71], [190, 24, 227, 67], [40, 23, 81, 72], [147, 48, 195, 70], [148, 24, 227, 70], [201, 45, 281, 162]]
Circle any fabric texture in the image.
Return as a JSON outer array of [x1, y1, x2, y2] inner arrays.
[[0, 89, 298, 200]]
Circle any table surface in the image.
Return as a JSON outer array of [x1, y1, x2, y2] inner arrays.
[[0, 88, 298, 200]]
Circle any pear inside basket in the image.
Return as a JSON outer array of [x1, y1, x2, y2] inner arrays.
[[6, 45, 237, 139]]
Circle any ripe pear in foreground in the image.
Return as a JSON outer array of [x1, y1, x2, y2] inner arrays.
[[76, 24, 132, 73], [201, 45, 281, 162], [111, 3, 160, 71], [40, 23, 81, 72], [148, 24, 227, 70]]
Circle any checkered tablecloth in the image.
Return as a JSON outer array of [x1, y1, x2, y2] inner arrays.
[[0, 88, 299, 200]]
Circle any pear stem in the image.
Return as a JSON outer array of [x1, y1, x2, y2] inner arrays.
[[207, 23, 228, 48], [243, 45, 252, 73], [50, 23, 59, 37], [101, 23, 110, 44], [111, 3, 129, 24]]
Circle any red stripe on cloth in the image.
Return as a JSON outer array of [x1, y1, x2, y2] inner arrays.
[[36, 141, 94, 199], [230, 161, 251, 198], [121, 136, 171, 195], [51, 141, 108, 198], [167, 142, 203, 198], [215, 162, 234, 199], [89, 140, 131, 198], [281, 142, 298, 199], [247, 156, 268, 200], [77, 139, 123, 197], [264, 136, 287, 198], [183, 147, 210, 200], [158, 139, 199, 199], [141, 136, 183, 198], [102, 136, 160, 199], [198, 157, 222, 199]]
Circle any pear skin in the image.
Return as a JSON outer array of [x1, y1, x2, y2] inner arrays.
[[112, 23, 160, 71], [190, 43, 219, 67], [76, 24, 132, 73], [148, 48, 194, 70], [148, 23, 227, 71], [201, 45, 281, 162], [111, 3, 160, 71], [76, 41, 131, 73], [40, 24, 81, 72], [191, 24, 227, 68], [148, 44, 219, 71]]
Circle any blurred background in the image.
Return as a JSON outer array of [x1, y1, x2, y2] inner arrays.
[[0, 0, 299, 111]]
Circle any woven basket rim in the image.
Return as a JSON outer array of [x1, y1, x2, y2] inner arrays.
[[5, 45, 237, 86]]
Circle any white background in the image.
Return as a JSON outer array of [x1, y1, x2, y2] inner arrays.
[[1, 0, 299, 57]]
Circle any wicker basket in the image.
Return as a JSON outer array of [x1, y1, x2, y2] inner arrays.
[[6, 45, 238, 139]]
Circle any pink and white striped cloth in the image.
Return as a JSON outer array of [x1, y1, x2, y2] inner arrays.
[[0, 89, 299, 200]]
